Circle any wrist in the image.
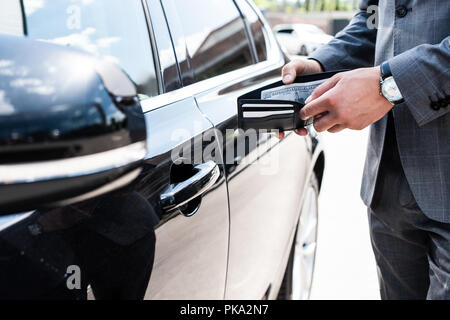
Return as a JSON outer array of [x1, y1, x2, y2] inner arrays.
[[368, 67, 394, 110]]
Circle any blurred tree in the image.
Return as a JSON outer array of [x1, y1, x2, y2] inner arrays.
[[253, 0, 278, 10], [253, 0, 354, 12], [304, 0, 310, 11]]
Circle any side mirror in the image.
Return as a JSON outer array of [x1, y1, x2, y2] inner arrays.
[[0, 35, 147, 215]]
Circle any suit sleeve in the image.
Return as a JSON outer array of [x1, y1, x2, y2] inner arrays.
[[389, 37, 450, 127], [309, 0, 378, 71]]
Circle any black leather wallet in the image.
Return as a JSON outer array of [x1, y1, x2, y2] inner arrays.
[[237, 70, 346, 131]]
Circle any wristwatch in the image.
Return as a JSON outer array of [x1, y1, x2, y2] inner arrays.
[[380, 61, 404, 105]]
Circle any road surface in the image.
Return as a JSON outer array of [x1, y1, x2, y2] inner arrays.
[[310, 128, 380, 300]]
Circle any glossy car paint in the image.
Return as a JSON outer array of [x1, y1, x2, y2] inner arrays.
[[141, 98, 230, 299], [0, 0, 325, 300], [0, 36, 145, 162], [192, 23, 313, 302], [0, 35, 147, 215]]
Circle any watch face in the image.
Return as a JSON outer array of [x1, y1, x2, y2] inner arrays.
[[382, 77, 403, 102]]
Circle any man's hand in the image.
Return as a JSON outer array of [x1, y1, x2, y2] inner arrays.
[[282, 58, 323, 85], [300, 67, 394, 134], [277, 58, 323, 139]]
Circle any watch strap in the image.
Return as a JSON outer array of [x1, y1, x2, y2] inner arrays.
[[380, 61, 404, 105], [380, 61, 392, 80]]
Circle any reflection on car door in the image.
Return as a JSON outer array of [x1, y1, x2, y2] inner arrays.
[[139, 0, 230, 299], [195, 73, 310, 299], [0, 0, 230, 300], [140, 97, 230, 299], [164, 0, 311, 299]]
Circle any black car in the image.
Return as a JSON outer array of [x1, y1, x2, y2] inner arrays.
[[0, 0, 325, 300]]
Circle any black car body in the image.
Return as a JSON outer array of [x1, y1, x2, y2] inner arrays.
[[0, 0, 325, 300]]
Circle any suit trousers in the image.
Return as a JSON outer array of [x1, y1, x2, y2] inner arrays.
[[368, 113, 450, 300]]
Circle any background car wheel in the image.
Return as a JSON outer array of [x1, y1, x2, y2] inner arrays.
[[278, 174, 319, 300], [299, 45, 309, 56]]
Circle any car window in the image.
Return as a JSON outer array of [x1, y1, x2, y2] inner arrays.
[[22, 0, 158, 100], [146, 0, 181, 93], [0, 1, 25, 36], [235, 0, 268, 62], [164, 0, 253, 84]]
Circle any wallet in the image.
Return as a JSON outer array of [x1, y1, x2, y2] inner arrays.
[[237, 70, 347, 131]]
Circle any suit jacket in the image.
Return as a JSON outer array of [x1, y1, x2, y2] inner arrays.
[[310, 0, 450, 222]]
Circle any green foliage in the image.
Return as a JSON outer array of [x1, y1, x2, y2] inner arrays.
[[253, 0, 278, 10], [253, 0, 355, 12]]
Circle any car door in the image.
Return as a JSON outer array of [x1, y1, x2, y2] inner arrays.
[[161, 0, 312, 299], [0, 0, 229, 300], [140, 0, 230, 299]]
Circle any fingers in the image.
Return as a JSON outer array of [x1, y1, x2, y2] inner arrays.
[[314, 113, 326, 120], [300, 92, 333, 120], [312, 112, 340, 133], [282, 59, 324, 85], [327, 124, 346, 133], [275, 129, 308, 139], [294, 128, 308, 136], [282, 60, 310, 84], [305, 74, 340, 104], [282, 62, 299, 84], [275, 131, 285, 139]]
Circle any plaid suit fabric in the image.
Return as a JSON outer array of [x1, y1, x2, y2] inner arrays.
[[310, 0, 450, 222]]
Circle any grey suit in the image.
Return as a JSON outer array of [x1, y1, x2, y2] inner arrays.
[[310, 0, 450, 299]]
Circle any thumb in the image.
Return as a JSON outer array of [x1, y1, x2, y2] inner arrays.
[[282, 64, 297, 84]]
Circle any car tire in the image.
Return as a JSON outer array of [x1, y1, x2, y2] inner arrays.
[[299, 45, 308, 56], [277, 174, 319, 300]]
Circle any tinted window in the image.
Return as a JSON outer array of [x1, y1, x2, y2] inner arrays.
[[146, 0, 181, 93], [23, 0, 158, 99], [165, 0, 253, 83], [235, 0, 268, 62]]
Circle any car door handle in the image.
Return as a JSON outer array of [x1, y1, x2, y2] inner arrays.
[[160, 161, 220, 215]]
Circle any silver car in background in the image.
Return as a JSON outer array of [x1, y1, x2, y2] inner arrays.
[[274, 23, 333, 56]]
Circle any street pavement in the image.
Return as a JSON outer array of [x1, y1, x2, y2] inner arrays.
[[310, 128, 381, 300]]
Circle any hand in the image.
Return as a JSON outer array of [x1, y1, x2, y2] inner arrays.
[[282, 58, 323, 85], [300, 67, 394, 133], [277, 58, 323, 138]]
